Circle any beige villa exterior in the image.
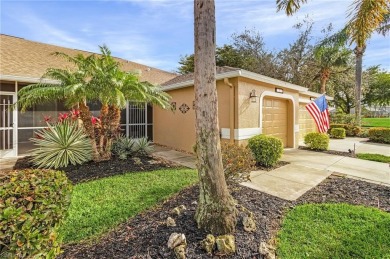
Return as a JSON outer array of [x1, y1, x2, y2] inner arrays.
[[154, 67, 328, 153], [1, 34, 328, 158]]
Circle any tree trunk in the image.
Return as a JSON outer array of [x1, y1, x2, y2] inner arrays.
[[99, 103, 111, 160], [78, 101, 100, 161], [319, 69, 330, 94], [354, 46, 364, 126], [194, 0, 237, 235], [105, 105, 121, 156]]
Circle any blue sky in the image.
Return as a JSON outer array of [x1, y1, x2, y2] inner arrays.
[[1, 0, 389, 73]]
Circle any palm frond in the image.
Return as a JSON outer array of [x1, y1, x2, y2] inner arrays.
[[17, 83, 66, 111], [276, 0, 308, 16], [347, 0, 389, 47], [377, 12, 390, 36]]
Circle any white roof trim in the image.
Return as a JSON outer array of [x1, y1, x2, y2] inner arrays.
[[162, 69, 308, 92], [0, 74, 60, 84]]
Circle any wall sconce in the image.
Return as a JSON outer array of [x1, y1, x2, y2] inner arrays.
[[275, 88, 284, 94], [310, 97, 316, 101], [249, 89, 258, 103]]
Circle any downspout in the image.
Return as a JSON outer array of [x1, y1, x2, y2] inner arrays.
[[224, 78, 235, 143]]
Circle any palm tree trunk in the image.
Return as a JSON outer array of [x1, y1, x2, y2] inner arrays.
[[79, 101, 100, 161], [319, 69, 330, 94], [194, 0, 237, 235], [354, 46, 364, 126], [99, 103, 110, 160], [104, 105, 121, 157]]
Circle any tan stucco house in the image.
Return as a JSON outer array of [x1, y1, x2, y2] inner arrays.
[[0, 34, 176, 157], [1, 34, 327, 158], [154, 67, 327, 153]]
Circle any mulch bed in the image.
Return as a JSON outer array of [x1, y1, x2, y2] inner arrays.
[[60, 175, 390, 258], [13, 155, 178, 184], [298, 146, 355, 157]]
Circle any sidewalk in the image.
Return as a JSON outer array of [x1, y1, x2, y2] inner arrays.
[[152, 145, 196, 169], [312, 137, 389, 156]]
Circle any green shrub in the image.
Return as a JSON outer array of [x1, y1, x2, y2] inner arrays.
[[330, 113, 356, 125], [0, 169, 72, 258], [328, 124, 361, 137], [304, 132, 329, 150], [133, 137, 153, 156], [368, 127, 390, 144], [221, 142, 256, 184], [247, 135, 283, 167], [357, 128, 369, 138], [330, 128, 346, 139], [112, 135, 136, 160], [30, 120, 92, 169]]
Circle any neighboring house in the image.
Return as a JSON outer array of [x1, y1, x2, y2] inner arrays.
[[154, 66, 329, 152], [0, 34, 176, 158]]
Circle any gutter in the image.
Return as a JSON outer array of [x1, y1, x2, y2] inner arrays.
[[0, 74, 60, 84]]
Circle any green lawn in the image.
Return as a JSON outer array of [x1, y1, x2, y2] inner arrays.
[[357, 153, 390, 163], [60, 168, 197, 243], [362, 117, 390, 128], [277, 203, 390, 258]]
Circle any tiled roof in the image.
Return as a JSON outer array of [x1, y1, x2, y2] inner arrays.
[[162, 66, 240, 86], [0, 34, 177, 85]]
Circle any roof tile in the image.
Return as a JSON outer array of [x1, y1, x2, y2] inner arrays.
[[0, 34, 176, 85]]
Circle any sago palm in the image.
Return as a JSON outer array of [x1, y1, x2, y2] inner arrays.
[[18, 45, 170, 161]]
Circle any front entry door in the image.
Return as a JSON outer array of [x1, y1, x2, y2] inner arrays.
[[0, 93, 17, 157]]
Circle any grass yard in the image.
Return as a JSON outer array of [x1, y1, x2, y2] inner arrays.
[[362, 117, 390, 128], [356, 153, 390, 163], [60, 168, 197, 243], [277, 203, 390, 258]]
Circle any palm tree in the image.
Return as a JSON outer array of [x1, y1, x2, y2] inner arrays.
[[18, 46, 170, 161], [277, 0, 389, 125], [312, 45, 352, 94], [194, 0, 237, 234]]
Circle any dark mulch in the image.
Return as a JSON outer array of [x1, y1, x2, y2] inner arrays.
[[298, 146, 355, 157], [60, 175, 390, 258], [255, 161, 290, 172], [13, 155, 178, 184]]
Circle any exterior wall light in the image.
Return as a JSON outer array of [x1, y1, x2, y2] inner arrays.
[[249, 89, 258, 103], [275, 88, 284, 94], [310, 97, 316, 101]]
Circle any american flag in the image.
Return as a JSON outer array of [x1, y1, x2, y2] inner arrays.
[[305, 95, 330, 133]]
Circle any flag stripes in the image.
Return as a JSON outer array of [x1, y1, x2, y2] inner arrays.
[[305, 95, 330, 133]]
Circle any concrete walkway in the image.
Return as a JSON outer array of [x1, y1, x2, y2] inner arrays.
[[303, 137, 390, 156], [152, 145, 197, 169]]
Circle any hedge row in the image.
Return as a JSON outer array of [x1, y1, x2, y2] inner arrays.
[[368, 128, 390, 144], [328, 124, 361, 137]]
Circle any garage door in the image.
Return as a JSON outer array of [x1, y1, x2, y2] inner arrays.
[[298, 103, 317, 141], [262, 97, 288, 147]]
